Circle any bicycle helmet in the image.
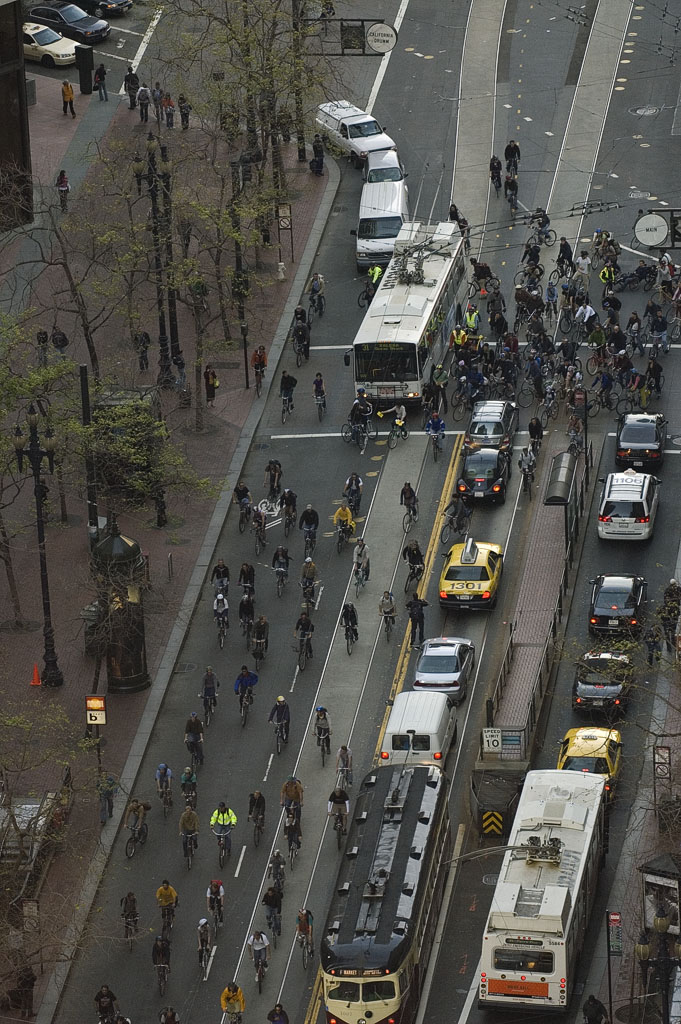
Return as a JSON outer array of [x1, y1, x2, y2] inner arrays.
[[316, 706, 327, 713], [184, 766, 191, 773], [218, 801, 226, 808], [357, 387, 366, 395], [199, 918, 208, 926], [156, 935, 163, 941], [191, 711, 197, 718], [276, 695, 286, 703], [305, 557, 312, 563], [216, 593, 224, 601], [158, 763, 167, 771]]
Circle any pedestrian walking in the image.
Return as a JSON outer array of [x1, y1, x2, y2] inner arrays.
[[406, 592, 428, 648], [152, 81, 164, 123], [163, 93, 175, 128], [204, 363, 218, 406], [311, 133, 324, 176], [644, 624, 663, 666], [97, 770, 118, 825], [178, 94, 192, 129], [15, 962, 36, 1020], [583, 994, 609, 1024], [93, 63, 108, 101], [124, 65, 139, 109], [61, 80, 75, 118], [660, 604, 677, 653], [133, 330, 150, 371], [267, 1005, 289, 1024], [55, 170, 70, 212], [136, 82, 151, 123]]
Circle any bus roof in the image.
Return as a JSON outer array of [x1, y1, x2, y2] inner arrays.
[[321, 765, 448, 974], [486, 769, 605, 936]]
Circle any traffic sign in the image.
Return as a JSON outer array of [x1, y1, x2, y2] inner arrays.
[[86, 694, 107, 726], [634, 212, 668, 247], [608, 910, 623, 955], [482, 727, 502, 752], [366, 22, 398, 53]]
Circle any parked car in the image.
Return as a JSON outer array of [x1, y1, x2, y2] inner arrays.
[[28, 2, 110, 42], [23, 21, 76, 65], [315, 100, 396, 167], [411, 637, 475, 704]]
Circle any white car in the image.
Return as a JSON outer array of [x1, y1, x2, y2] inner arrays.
[[597, 468, 659, 541], [23, 22, 76, 65], [411, 637, 475, 705]]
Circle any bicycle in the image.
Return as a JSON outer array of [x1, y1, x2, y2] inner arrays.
[[283, 505, 296, 537], [440, 503, 471, 546], [308, 293, 326, 321], [291, 332, 304, 369], [332, 810, 344, 850], [239, 687, 253, 728], [354, 565, 368, 598], [300, 579, 316, 615], [184, 830, 197, 871], [303, 531, 317, 558], [528, 226, 557, 247], [341, 420, 369, 453], [156, 962, 170, 997], [281, 394, 293, 424], [254, 954, 267, 994], [209, 893, 223, 933], [216, 614, 227, 651], [252, 812, 265, 847], [336, 522, 351, 554], [520, 465, 534, 499], [160, 905, 175, 943], [253, 520, 267, 556], [357, 284, 375, 308], [123, 911, 138, 951], [467, 274, 501, 299], [161, 784, 173, 819], [382, 612, 394, 642], [345, 622, 355, 656], [273, 720, 286, 755], [201, 692, 217, 727], [387, 418, 409, 448], [254, 363, 265, 397], [314, 393, 326, 421], [549, 262, 574, 285], [238, 501, 252, 534], [274, 564, 288, 597], [269, 858, 285, 895], [402, 500, 419, 534], [212, 826, 233, 868], [199, 937, 211, 978], [404, 562, 424, 594], [124, 821, 149, 859], [298, 927, 314, 969], [429, 430, 444, 462], [288, 833, 300, 870], [265, 908, 281, 947], [296, 634, 313, 671], [567, 432, 584, 457], [240, 616, 253, 650], [253, 637, 266, 670], [537, 395, 559, 428], [514, 264, 545, 288]]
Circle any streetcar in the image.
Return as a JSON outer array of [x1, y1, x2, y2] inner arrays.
[[347, 220, 468, 406], [320, 764, 451, 1024], [478, 769, 608, 1013]]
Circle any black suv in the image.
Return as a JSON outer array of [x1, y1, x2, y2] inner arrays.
[[615, 413, 666, 470], [29, 2, 110, 41], [572, 651, 632, 716]]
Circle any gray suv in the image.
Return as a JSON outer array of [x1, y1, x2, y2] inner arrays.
[[464, 400, 518, 453]]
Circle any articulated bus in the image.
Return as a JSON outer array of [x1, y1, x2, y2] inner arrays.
[[478, 769, 608, 1013], [320, 765, 451, 1024], [348, 220, 468, 406]]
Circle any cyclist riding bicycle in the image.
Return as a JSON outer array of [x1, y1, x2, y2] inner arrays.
[[201, 666, 219, 712], [279, 371, 297, 409], [155, 879, 178, 912], [262, 887, 282, 935], [328, 786, 350, 833], [94, 986, 119, 1019], [295, 908, 314, 947], [210, 558, 229, 592], [490, 154, 502, 188], [268, 696, 290, 742], [518, 446, 537, 475], [234, 666, 258, 709], [180, 766, 197, 803], [271, 545, 290, 578], [120, 891, 138, 929], [159, 1008, 180, 1024], [248, 930, 270, 978], [269, 849, 286, 886], [352, 538, 370, 581], [314, 706, 332, 755], [425, 410, 446, 449], [305, 271, 325, 313], [197, 918, 211, 965], [252, 504, 267, 539], [340, 602, 358, 641], [124, 796, 149, 829], [248, 789, 266, 824], [284, 810, 302, 850], [232, 480, 252, 508], [379, 401, 407, 433], [251, 345, 268, 378], [184, 713, 204, 765], [344, 472, 363, 512], [220, 982, 245, 1019], [313, 372, 327, 408], [300, 557, 317, 601], [332, 499, 355, 538], [378, 590, 396, 627], [238, 591, 256, 634], [253, 614, 269, 651], [178, 801, 200, 858], [557, 236, 573, 272], [206, 879, 225, 922], [152, 934, 171, 969], [155, 764, 173, 799], [400, 481, 418, 513], [504, 139, 520, 172], [402, 539, 424, 575], [299, 503, 319, 544], [530, 207, 551, 241], [213, 592, 228, 627], [292, 319, 310, 360], [337, 744, 353, 782], [237, 561, 255, 594], [278, 487, 297, 520], [210, 801, 237, 850], [281, 775, 304, 818], [294, 611, 314, 657], [528, 417, 543, 452]]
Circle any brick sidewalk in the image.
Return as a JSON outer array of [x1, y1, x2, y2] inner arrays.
[[0, 74, 335, 1018]]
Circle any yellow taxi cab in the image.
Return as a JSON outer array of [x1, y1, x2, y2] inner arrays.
[[438, 537, 503, 609], [556, 726, 622, 800]]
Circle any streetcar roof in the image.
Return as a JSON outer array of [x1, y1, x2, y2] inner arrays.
[[321, 765, 448, 973], [485, 770, 605, 936]]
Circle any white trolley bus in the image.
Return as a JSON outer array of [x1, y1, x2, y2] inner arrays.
[[347, 220, 468, 406], [478, 769, 608, 1013]]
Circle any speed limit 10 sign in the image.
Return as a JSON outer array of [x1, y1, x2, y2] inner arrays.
[[483, 728, 502, 752]]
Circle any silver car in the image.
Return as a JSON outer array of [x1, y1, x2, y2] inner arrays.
[[411, 637, 475, 704]]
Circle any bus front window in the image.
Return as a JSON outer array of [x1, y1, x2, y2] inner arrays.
[[328, 982, 361, 1003], [363, 980, 396, 1002], [355, 343, 418, 382]]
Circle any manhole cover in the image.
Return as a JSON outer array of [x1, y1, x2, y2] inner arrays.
[[629, 105, 660, 116], [672, 436, 681, 446], [630, 190, 650, 200], [483, 873, 499, 885]]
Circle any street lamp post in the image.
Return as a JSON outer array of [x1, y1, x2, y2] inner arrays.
[[132, 135, 175, 389], [241, 321, 250, 390], [13, 405, 64, 687], [635, 907, 681, 1024]]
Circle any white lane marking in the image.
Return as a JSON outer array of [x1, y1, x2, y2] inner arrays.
[[365, 0, 410, 114], [266, 517, 282, 529], [117, 6, 163, 91], [203, 944, 217, 980], [672, 81, 681, 135], [289, 666, 299, 692], [109, 25, 144, 35], [315, 584, 324, 610], [234, 845, 247, 877], [262, 754, 274, 782]]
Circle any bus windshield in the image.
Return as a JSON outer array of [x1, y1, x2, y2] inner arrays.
[[355, 343, 418, 382]]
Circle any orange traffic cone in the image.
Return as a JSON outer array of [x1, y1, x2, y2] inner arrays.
[[30, 663, 41, 687]]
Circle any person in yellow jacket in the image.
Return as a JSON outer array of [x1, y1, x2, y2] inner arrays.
[[61, 80, 76, 118], [221, 982, 245, 1017], [332, 500, 355, 536]]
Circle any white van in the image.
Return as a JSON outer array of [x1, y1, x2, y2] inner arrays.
[[315, 100, 396, 167], [352, 180, 410, 269], [362, 150, 407, 184], [380, 691, 458, 766], [597, 468, 660, 541]]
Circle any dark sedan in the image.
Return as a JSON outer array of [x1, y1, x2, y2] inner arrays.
[[588, 574, 646, 636], [615, 413, 666, 470], [456, 447, 510, 505], [78, 0, 131, 14], [572, 651, 632, 715], [29, 2, 110, 41]]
